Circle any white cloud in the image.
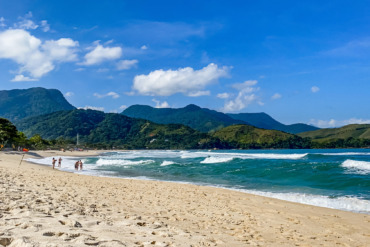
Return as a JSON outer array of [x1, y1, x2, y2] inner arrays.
[[152, 99, 170, 108], [97, 68, 109, 73], [65, 92, 74, 97], [311, 86, 320, 93], [42, 38, 79, 62], [82, 43, 122, 65], [40, 20, 50, 32], [97, 92, 119, 99], [133, 63, 229, 96], [119, 105, 128, 110], [232, 80, 258, 90], [117, 59, 138, 70], [78, 106, 104, 112], [217, 92, 231, 99], [140, 45, 148, 50], [271, 93, 282, 100], [15, 12, 38, 30], [0, 29, 79, 78], [11, 74, 38, 82], [324, 38, 370, 57], [74, 68, 85, 72], [0, 17, 6, 28], [16, 19, 38, 30], [187, 90, 210, 97], [93, 91, 120, 99], [309, 118, 370, 128], [221, 80, 260, 112]]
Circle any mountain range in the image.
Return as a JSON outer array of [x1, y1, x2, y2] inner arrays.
[[2, 87, 370, 149], [0, 87, 319, 134], [122, 104, 318, 134], [15, 109, 311, 149], [15, 109, 220, 149], [227, 113, 319, 134]]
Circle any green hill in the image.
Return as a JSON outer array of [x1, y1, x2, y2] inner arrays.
[[212, 124, 311, 149], [297, 124, 370, 142], [122, 104, 319, 134], [0, 87, 75, 122], [122, 104, 244, 133], [15, 109, 219, 149], [227, 113, 319, 134]]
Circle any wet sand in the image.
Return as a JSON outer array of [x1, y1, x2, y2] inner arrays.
[[0, 150, 369, 246]]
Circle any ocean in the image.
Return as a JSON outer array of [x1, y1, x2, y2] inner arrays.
[[28, 149, 370, 214]]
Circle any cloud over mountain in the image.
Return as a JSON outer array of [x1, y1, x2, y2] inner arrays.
[[132, 63, 229, 96]]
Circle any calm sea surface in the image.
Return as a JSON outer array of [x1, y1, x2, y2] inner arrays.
[[29, 149, 370, 214]]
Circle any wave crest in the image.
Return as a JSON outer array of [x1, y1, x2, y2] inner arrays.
[[341, 159, 370, 175], [160, 161, 176, 166], [238, 189, 370, 214], [96, 159, 154, 166], [201, 156, 234, 164]]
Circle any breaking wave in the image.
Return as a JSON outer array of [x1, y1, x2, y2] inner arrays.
[[200, 156, 234, 164], [238, 189, 370, 214], [96, 159, 155, 166], [160, 161, 176, 166], [341, 159, 370, 175]]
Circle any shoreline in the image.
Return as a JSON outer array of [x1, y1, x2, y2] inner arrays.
[[28, 150, 370, 215], [1, 150, 369, 246]]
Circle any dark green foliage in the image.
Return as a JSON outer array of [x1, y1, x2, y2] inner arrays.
[[298, 124, 370, 141], [227, 113, 319, 134], [298, 124, 370, 148], [122, 104, 319, 134], [122, 104, 245, 133], [0, 87, 75, 122], [0, 118, 18, 147], [212, 124, 312, 149], [15, 109, 220, 149]]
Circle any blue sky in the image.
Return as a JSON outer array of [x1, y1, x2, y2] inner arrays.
[[1, 0, 370, 127]]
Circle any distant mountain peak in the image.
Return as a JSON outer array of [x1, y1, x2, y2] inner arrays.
[[0, 87, 75, 122], [184, 104, 202, 110]]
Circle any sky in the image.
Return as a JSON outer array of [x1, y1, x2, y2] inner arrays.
[[0, 0, 370, 127]]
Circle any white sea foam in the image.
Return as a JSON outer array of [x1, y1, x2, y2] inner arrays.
[[181, 151, 307, 160], [160, 161, 176, 166], [341, 159, 370, 175], [200, 156, 234, 164], [27, 156, 78, 168], [96, 159, 155, 166], [105, 150, 308, 161], [107, 150, 182, 159], [320, 152, 370, 156], [236, 189, 370, 214]]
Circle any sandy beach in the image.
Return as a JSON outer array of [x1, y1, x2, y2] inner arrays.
[[0, 150, 369, 247]]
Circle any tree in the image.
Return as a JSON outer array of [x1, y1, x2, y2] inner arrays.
[[0, 118, 18, 149], [13, 131, 28, 147], [29, 134, 49, 150]]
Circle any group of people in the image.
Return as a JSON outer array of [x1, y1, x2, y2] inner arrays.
[[52, 157, 62, 169], [51, 157, 83, 171], [75, 160, 83, 170]]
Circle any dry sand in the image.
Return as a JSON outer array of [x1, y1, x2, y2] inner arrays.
[[0, 150, 369, 247]]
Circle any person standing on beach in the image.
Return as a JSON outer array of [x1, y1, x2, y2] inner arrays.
[[79, 160, 83, 170], [75, 161, 79, 170], [52, 158, 56, 169], [58, 157, 62, 167]]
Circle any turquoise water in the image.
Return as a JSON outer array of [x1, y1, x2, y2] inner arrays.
[[29, 149, 370, 213]]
